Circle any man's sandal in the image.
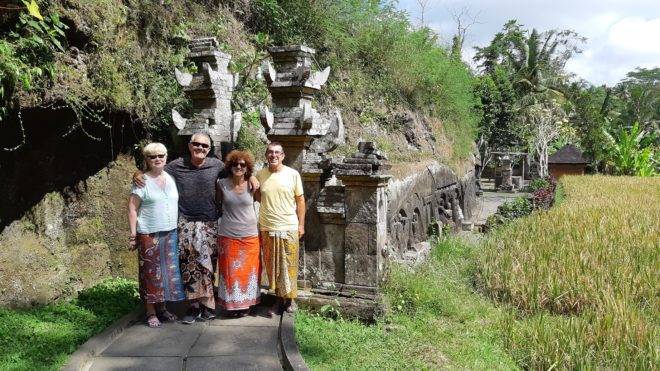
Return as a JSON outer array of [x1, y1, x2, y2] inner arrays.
[[157, 310, 177, 322], [285, 300, 298, 313], [146, 313, 161, 328]]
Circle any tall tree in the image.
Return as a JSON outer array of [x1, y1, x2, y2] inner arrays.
[[522, 100, 567, 177], [474, 65, 520, 178], [474, 20, 585, 103], [564, 82, 610, 166], [613, 67, 660, 132], [473, 20, 585, 174]]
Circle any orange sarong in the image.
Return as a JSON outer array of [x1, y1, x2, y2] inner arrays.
[[217, 235, 261, 310]]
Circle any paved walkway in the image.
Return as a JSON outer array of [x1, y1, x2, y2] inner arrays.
[[468, 181, 530, 227], [64, 296, 306, 371]]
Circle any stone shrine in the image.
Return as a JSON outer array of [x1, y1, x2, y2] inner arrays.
[[172, 37, 242, 157]]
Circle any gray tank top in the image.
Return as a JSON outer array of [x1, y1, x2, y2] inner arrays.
[[217, 178, 258, 238]]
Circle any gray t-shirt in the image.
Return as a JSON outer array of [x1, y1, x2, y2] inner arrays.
[[165, 157, 225, 222], [217, 178, 258, 238]]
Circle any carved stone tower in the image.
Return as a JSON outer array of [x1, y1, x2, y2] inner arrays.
[[172, 37, 242, 157], [260, 45, 336, 171]]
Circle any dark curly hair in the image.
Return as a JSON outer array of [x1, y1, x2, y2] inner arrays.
[[224, 150, 255, 179]]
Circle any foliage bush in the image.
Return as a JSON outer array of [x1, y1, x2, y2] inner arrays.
[[0, 1, 67, 124], [531, 176, 556, 209], [243, 0, 479, 160], [486, 196, 533, 229], [0, 278, 139, 370], [529, 177, 549, 191]]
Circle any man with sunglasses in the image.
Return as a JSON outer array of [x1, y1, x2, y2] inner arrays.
[[133, 132, 258, 324]]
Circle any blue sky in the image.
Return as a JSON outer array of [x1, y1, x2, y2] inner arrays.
[[395, 0, 660, 86]]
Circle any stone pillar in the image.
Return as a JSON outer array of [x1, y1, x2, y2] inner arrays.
[[335, 142, 391, 289], [500, 155, 513, 191], [260, 45, 333, 172], [171, 37, 241, 158], [300, 152, 331, 289]]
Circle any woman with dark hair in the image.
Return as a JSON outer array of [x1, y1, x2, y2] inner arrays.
[[215, 150, 261, 317], [128, 143, 185, 328]]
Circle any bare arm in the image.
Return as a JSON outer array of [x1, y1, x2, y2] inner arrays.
[[132, 170, 146, 188], [295, 195, 305, 239], [215, 178, 224, 215], [127, 194, 142, 250]]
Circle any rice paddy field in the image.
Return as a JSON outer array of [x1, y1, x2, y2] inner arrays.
[[478, 175, 659, 369]]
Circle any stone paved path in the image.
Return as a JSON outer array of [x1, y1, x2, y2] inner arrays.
[[66, 299, 289, 371], [469, 181, 530, 227]]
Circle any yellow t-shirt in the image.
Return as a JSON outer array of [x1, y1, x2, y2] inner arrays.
[[256, 166, 304, 231]]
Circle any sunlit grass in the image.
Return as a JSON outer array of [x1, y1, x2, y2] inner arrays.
[[478, 175, 659, 369], [296, 238, 518, 370], [0, 278, 139, 370]]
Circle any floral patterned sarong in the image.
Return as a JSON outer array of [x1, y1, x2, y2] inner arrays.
[[137, 229, 185, 303], [178, 216, 217, 309], [217, 235, 261, 310], [260, 230, 299, 299]]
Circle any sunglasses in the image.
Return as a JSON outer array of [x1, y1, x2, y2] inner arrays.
[[147, 154, 166, 159], [191, 141, 210, 149], [232, 162, 247, 169]]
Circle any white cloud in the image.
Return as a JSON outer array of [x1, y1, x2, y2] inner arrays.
[[608, 17, 660, 54], [396, 0, 660, 86]]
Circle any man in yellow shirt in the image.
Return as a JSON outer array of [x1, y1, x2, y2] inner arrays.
[[256, 142, 305, 315]]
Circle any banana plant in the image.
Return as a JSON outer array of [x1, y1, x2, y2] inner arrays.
[[603, 121, 658, 176]]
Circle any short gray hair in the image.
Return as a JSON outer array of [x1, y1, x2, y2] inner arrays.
[[189, 132, 211, 144]]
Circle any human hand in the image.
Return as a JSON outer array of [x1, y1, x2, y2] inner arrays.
[[132, 170, 146, 188], [298, 225, 305, 240], [248, 175, 260, 191], [128, 236, 137, 250]]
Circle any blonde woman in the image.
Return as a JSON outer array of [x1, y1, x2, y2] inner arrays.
[[128, 143, 184, 328]]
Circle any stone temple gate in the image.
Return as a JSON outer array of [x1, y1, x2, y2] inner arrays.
[[174, 38, 478, 301]]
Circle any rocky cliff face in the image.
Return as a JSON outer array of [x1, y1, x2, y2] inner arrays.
[[0, 154, 138, 308]]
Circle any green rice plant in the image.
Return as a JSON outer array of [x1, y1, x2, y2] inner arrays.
[[477, 175, 660, 369]]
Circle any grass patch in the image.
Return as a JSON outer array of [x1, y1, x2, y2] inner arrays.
[[478, 175, 660, 369], [295, 238, 518, 370], [0, 278, 139, 370]]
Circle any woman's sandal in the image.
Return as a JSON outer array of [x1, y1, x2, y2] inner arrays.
[[157, 310, 177, 322], [146, 313, 161, 328]]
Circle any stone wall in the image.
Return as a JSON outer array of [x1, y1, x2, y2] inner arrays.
[[299, 160, 478, 297], [387, 163, 477, 256], [0, 154, 138, 308]]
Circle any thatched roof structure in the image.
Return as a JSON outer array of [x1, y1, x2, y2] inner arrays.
[[548, 144, 589, 164]]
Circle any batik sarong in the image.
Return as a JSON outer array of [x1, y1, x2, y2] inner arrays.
[[217, 235, 261, 310], [137, 229, 185, 303], [260, 230, 299, 299], [178, 216, 217, 309]]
